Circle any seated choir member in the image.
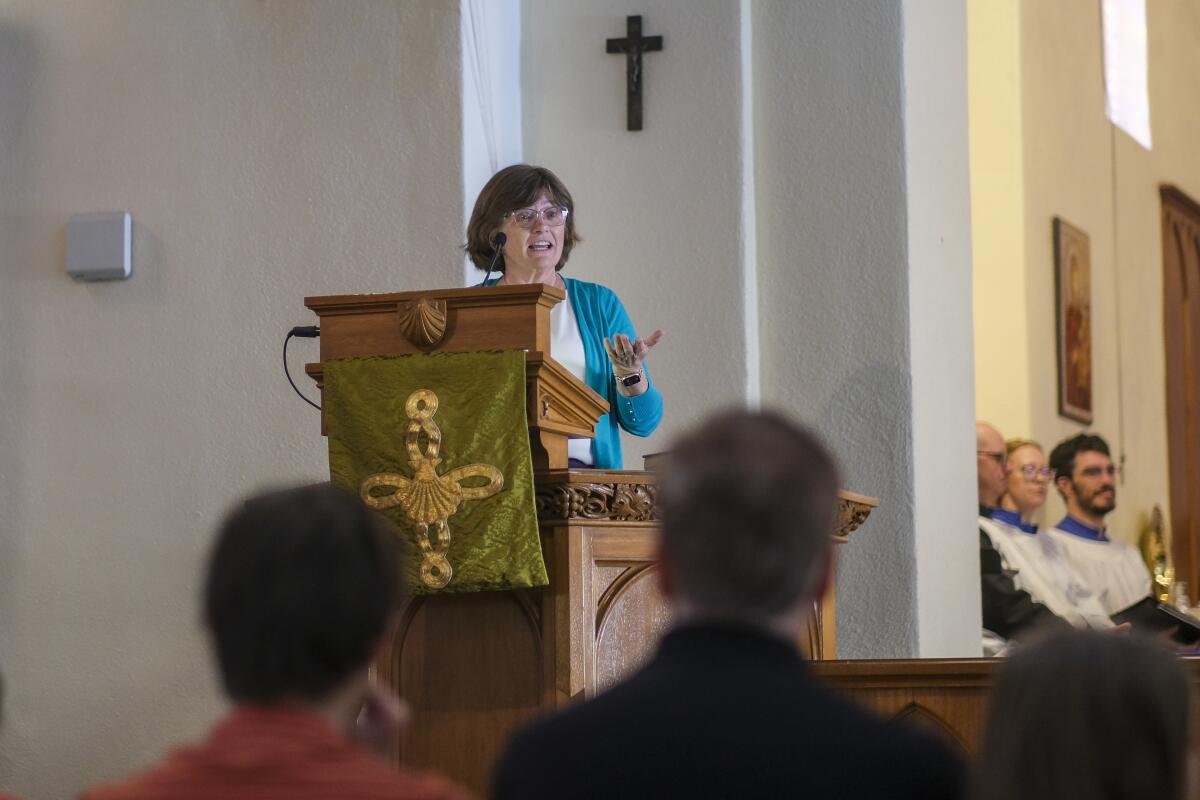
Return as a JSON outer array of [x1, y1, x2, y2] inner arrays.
[[971, 630, 1192, 800], [979, 434, 1111, 642], [493, 410, 966, 800], [996, 438, 1052, 531], [81, 484, 472, 800], [1044, 433, 1152, 616]]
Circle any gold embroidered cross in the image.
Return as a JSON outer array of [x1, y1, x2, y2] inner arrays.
[[360, 389, 504, 589]]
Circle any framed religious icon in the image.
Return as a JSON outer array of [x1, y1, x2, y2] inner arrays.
[[1053, 217, 1093, 424]]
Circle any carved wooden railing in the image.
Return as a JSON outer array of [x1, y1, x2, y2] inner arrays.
[[534, 469, 878, 538]]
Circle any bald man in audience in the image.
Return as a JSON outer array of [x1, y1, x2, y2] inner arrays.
[[82, 484, 471, 800], [493, 410, 965, 799]]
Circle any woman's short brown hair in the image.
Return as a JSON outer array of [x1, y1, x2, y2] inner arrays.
[[464, 164, 580, 273], [1005, 438, 1042, 457]]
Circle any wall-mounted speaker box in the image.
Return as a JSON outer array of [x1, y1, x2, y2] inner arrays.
[[67, 212, 132, 281]]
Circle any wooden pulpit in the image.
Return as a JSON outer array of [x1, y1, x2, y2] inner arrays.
[[304, 284, 877, 794]]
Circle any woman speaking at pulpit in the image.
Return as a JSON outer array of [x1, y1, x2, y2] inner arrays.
[[465, 164, 663, 469]]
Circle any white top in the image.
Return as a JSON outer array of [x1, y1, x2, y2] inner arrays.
[[980, 517, 1114, 630], [549, 287, 593, 466], [1044, 525, 1150, 615]]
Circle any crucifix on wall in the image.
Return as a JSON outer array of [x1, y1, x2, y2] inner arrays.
[[605, 15, 664, 131]]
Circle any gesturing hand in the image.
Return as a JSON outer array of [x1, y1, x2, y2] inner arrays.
[[604, 329, 663, 377]]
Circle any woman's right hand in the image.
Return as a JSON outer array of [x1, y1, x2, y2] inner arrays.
[[604, 329, 663, 377]]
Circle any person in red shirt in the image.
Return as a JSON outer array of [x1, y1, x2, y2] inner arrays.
[[81, 484, 471, 800]]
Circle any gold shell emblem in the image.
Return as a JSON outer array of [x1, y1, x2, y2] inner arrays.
[[359, 389, 504, 590], [397, 297, 448, 348]]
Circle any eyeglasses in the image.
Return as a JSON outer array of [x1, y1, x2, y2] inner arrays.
[[504, 206, 569, 228], [1017, 465, 1056, 481], [1079, 465, 1117, 478], [977, 450, 1007, 467]]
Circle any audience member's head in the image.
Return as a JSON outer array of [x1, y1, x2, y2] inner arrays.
[[204, 483, 401, 707], [976, 422, 1009, 508], [1001, 438, 1051, 523], [657, 410, 839, 634], [972, 630, 1191, 800], [1049, 433, 1116, 523]]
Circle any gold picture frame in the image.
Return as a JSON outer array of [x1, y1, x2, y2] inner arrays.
[[1053, 217, 1093, 425]]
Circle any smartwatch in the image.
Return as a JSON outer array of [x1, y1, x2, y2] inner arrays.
[[619, 372, 643, 388]]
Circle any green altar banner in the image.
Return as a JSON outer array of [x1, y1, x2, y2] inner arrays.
[[325, 351, 547, 594]]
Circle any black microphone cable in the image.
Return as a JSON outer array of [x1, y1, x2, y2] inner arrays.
[[482, 232, 507, 286], [284, 325, 321, 410]]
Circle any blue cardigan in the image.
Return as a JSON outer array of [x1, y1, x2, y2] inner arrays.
[[482, 276, 663, 468]]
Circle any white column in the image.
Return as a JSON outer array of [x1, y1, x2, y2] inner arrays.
[[902, 0, 979, 657]]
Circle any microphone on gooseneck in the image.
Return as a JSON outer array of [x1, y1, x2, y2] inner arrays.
[[482, 232, 507, 286]]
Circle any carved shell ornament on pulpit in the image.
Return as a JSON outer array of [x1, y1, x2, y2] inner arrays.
[[397, 297, 448, 348], [359, 390, 503, 589]]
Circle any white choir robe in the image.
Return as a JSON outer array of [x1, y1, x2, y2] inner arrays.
[[979, 517, 1114, 630], [1044, 524, 1151, 616]]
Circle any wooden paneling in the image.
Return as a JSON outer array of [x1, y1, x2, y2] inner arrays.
[[594, 564, 670, 691], [813, 659, 995, 755], [814, 656, 1200, 757], [305, 283, 564, 358], [1162, 186, 1200, 591], [381, 591, 544, 792]]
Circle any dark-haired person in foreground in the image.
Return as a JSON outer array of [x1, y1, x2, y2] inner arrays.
[[493, 410, 965, 800], [82, 484, 471, 800], [971, 630, 1192, 800]]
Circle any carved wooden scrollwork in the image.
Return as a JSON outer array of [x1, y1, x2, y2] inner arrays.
[[835, 498, 875, 537], [536, 479, 876, 539], [535, 482, 659, 522]]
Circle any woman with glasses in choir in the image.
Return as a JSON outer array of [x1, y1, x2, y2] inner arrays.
[[996, 438, 1054, 532], [464, 164, 663, 469]]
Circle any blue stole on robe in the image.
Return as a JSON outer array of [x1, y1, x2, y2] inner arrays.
[[989, 507, 1038, 535], [1055, 515, 1108, 542]]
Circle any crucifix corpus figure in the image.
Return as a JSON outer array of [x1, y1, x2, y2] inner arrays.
[[605, 15, 663, 131]]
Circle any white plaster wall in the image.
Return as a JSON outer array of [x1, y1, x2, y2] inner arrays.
[[969, 0, 1031, 438], [754, 0, 919, 658], [1019, 0, 1120, 534], [0, 3, 462, 797], [523, 0, 979, 659], [1011, 0, 1200, 543], [521, 0, 747, 466], [901, 0, 979, 657]]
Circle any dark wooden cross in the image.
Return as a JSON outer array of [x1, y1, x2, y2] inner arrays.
[[605, 15, 664, 131]]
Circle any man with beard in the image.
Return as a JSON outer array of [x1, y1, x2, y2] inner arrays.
[[1046, 433, 1151, 617]]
